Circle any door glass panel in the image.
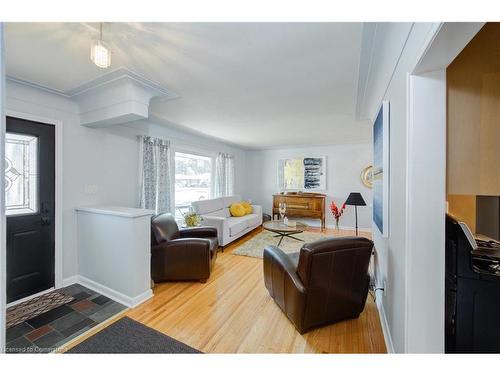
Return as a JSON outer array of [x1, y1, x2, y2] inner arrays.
[[5, 132, 39, 216]]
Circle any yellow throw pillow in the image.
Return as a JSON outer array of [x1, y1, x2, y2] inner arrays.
[[229, 203, 246, 217], [241, 201, 253, 215]]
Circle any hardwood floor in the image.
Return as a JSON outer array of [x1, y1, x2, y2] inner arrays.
[[65, 227, 387, 353]]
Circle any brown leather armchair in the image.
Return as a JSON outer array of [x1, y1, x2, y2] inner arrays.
[[263, 236, 373, 333], [151, 213, 218, 283]]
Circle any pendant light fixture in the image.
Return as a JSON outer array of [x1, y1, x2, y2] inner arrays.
[[90, 23, 111, 69]]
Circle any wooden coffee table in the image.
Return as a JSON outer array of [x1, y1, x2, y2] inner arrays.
[[263, 220, 308, 246]]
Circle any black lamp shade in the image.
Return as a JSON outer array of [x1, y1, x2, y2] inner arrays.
[[345, 192, 366, 206]]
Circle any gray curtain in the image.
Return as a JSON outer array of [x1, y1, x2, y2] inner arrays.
[[139, 136, 171, 214], [215, 152, 235, 197]]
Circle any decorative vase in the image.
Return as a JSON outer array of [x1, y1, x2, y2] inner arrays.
[[335, 218, 340, 230], [279, 203, 287, 221]]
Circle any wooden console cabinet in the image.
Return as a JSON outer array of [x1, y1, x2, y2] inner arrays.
[[272, 193, 326, 231]]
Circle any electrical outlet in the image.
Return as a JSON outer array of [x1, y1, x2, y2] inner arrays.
[[84, 184, 99, 194]]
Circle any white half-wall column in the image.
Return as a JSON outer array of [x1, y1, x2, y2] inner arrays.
[[405, 70, 446, 353]]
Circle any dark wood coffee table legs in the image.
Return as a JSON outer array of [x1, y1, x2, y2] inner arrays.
[[272, 231, 305, 246]]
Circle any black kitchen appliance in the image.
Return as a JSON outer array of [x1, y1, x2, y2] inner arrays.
[[445, 214, 500, 353]]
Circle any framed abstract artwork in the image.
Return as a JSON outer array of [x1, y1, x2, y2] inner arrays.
[[373, 101, 390, 237], [278, 156, 327, 191]]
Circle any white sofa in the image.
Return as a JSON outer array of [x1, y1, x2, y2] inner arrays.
[[191, 195, 262, 247]]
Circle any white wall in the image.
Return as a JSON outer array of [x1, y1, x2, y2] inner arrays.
[[366, 23, 439, 353], [245, 143, 372, 230], [4, 80, 247, 282]]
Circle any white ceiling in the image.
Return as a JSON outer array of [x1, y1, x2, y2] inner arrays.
[[5, 22, 371, 149]]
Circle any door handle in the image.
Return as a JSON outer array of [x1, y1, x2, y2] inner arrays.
[[41, 202, 50, 225]]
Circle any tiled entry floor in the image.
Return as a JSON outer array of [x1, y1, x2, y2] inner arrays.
[[6, 284, 127, 353]]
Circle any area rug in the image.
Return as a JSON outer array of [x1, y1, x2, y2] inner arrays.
[[66, 317, 202, 353], [6, 291, 74, 329], [232, 230, 334, 259]]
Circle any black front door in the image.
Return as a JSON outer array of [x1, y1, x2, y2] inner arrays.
[[6, 116, 55, 303]]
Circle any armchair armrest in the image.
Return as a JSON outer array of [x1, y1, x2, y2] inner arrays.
[[179, 226, 218, 238], [151, 238, 210, 259], [199, 215, 227, 244], [263, 245, 306, 332], [251, 205, 263, 222], [151, 238, 211, 281], [263, 245, 306, 293]]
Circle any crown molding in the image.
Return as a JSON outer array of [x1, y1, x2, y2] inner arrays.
[[65, 67, 178, 100], [355, 23, 377, 121], [25, 67, 178, 128], [6, 75, 71, 98]]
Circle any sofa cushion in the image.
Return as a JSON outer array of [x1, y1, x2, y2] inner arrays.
[[228, 216, 249, 237], [230, 203, 246, 217], [240, 201, 253, 214], [192, 198, 224, 215], [245, 213, 260, 228]]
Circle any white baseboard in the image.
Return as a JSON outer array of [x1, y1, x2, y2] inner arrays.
[[62, 275, 153, 308], [62, 275, 79, 287], [375, 290, 395, 353], [325, 224, 372, 232]]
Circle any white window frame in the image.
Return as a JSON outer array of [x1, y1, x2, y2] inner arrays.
[[171, 146, 216, 220]]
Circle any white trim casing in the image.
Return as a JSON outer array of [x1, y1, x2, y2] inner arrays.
[[0, 23, 7, 353], [6, 287, 55, 308], [405, 70, 446, 353], [5, 110, 64, 290]]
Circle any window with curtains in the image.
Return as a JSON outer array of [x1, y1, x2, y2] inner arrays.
[[215, 152, 235, 197], [174, 152, 212, 219]]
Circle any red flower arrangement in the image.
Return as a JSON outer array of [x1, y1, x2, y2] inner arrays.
[[330, 200, 346, 229]]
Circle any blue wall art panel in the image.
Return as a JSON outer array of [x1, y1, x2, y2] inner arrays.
[[373, 101, 390, 237]]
